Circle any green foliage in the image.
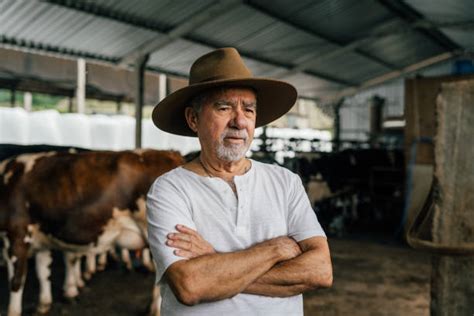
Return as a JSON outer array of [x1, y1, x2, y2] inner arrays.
[[0, 89, 64, 110], [0, 89, 11, 102]]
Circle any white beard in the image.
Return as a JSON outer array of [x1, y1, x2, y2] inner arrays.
[[216, 142, 248, 161], [215, 129, 250, 162]]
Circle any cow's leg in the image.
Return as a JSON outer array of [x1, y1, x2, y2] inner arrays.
[[4, 233, 29, 316], [142, 248, 155, 272], [63, 252, 80, 299], [35, 250, 53, 314], [97, 251, 107, 271], [74, 255, 85, 288], [120, 248, 133, 270], [83, 253, 96, 280], [148, 284, 161, 316]]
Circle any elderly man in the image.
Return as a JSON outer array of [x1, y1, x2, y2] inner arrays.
[[147, 47, 332, 315]]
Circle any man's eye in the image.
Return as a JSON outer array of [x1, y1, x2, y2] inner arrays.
[[218, 106, 230, 111]]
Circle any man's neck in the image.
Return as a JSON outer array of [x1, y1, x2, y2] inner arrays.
[[199, 154, 250, 181]]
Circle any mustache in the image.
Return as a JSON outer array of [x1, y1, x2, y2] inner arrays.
[[221, 129, 248, 140]]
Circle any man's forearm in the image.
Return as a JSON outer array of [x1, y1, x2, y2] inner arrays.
[[244, 238, 333, 297], [165, 236, 300, 305]]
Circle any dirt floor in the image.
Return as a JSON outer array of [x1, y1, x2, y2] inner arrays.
[[0, 237, 431, 316]]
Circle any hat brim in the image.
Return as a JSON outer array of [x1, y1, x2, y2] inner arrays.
[[152, 78, 297, 137]]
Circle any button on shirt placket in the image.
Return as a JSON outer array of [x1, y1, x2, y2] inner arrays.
[[234, 177, 247, 235]]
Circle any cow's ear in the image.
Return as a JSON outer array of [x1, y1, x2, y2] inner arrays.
[[184, 107, 198, 133]]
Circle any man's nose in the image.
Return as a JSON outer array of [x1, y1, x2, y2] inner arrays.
[[230, 108, 247, 129]]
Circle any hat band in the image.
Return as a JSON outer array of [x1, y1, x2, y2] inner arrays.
[[192, 74, 251, 84]]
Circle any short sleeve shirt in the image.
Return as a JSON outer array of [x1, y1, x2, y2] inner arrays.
[[146, 160, 326, 316]]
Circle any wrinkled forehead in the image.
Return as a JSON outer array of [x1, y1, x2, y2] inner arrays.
[[206, 86, 257, 104]]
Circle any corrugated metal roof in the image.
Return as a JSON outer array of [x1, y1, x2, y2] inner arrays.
[[190, 5, 335, 68], [249, 0, 393, 43], [284, 73, 344, 99], [148, 40, 213, 76], [360, 31, 447, 68], [0, 0, 160, 60], [308, 52, 388, 83], [406, 0, 474, 50], [405, 0, 474, 22], [0, 0, 471, 101], [88, 0, 215, 31]]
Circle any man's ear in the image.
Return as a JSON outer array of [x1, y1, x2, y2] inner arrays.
[[184, 107, 198, 133]]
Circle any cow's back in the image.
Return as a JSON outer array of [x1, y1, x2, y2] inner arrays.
[[1, 149, 184, 245]]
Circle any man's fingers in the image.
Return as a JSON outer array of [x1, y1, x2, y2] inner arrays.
[[176, 224, 198, 236], [168, 232, 191, 242], [166, 239, 191, 251], [173, 249, 195, 259]]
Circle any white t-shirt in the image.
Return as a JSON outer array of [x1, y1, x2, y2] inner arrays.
[[146, 160, 326, 316]]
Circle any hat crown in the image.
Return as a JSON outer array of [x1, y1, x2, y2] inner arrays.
[[189, 47, 253, 85]]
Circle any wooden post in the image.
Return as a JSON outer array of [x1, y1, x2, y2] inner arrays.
[[10, 89, 16, 107], [369, 95, 384, 146], [430, 80, 474, 315], [135, 54, 149, 149], [76, 58, 86, 113], [333, 98, 343, 152], [68, 96, 73, 113], [116, 100, 122, 114], [159, 74, 167, 102], [23, 92, 32, 111]]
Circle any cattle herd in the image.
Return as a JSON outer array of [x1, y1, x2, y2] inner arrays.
[[285, 148, 405, 236], [0, 144, 405, 316], [0, 144, 184, 316]]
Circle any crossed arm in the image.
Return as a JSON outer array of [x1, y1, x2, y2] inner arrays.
[[164, 225, 333, 306]]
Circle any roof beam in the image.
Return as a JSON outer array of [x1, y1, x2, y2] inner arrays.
[[273, 18, 403, 79], [377, 0, 461, 51], [119, 0, 242, 66], [43, 0, 166, 32], [42, 0, 354, 87], [0, 34, 118, 63], [323, 51, 458, 102], [245, 1, 399, 71]]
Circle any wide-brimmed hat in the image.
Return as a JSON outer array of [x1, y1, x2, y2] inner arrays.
[[152, 47, 297, 136]]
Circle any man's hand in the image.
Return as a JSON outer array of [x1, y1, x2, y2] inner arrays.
[[166, 225, 216, 258], [168, 225, 301, 262], [255, 236, 302, 261], [244, 236, 333, 297], [164, 226, 305, 305]]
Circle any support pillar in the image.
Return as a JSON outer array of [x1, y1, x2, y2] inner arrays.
[[10, 89, 16, 107], [135, 54, 149, 149], [333, 98, 344, 152], [76, 58, 86, 113], [158, 74, 167, 102], [116, 100, 122, 114], [430, 80, 474, 315], [68, 96, 73, 113], [369, 95, 385, 146], [24, 92, 32, 111]]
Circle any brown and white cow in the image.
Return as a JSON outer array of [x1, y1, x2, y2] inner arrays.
[[0, 149, 184, 316]]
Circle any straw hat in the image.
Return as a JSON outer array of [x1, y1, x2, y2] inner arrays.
[[152, 47, 297, 136]]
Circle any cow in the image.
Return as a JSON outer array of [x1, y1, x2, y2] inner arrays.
[[0, 149, 184, 316], [0, 143, 90, 162]]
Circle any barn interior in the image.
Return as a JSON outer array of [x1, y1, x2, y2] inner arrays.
[[1, 0, 473, 315]]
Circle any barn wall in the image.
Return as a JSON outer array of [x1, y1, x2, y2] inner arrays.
[[339, 58, 470, 142]]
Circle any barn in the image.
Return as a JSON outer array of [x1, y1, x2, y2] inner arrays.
[[1, 1, 473, 315]]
